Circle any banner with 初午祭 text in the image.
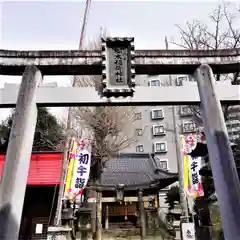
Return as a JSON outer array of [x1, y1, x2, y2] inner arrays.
[[64, 138, 91, 201]]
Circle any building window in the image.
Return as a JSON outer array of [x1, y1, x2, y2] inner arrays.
[[156, 158, 169, 171], [149, 79, 161, 87], [226, 119, 240, 130], [180, 106, 193, 117], [230, 126, 240, 132], [135, 112, 142, 120], [151, 108, 164, 120], [136, 128, 143, 136], [229, 134, 240, 141], [175, 76, 189, 86], [136, 145, 144, 152], [182, 122, 197, 133], [228, 113, 239, 120], [154, 142, 167, 153], [152, 125, 165, 136], [226, 119, 240, 126], [229, 105, 240, 112]]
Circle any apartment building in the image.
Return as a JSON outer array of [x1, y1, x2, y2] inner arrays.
[[122, 74, 240, 213], [122, 74, 197, 169], [226, 105, 240, 142]]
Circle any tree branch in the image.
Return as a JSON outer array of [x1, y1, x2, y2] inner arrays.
[[170, 3, 240, 131]]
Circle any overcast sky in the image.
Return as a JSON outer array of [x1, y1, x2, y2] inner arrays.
[[3, 1, 237, 50], [0, 1, 238, 119]]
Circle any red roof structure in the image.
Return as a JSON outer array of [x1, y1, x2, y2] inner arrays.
[[0, 152, 63, 186]]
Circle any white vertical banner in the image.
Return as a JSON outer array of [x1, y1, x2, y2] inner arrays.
[[72, 147, 91, 196], [188, 156, 204, 198], [183, 134, 204, 198], [64, 139, 92, 201]]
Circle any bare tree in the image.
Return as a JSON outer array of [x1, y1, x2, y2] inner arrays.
[[168, 4, 240, 236], [74, 106, 137, 158], [71, 31, 140, 240], [170, 3, 240, 125]]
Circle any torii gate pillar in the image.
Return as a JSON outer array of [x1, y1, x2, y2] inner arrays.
[[195, 64, 240, 240], [0, 66, 42, 240]]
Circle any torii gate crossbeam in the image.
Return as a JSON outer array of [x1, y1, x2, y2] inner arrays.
[[0, 47, 240, 75], [0, 40, 240, 240], [0, 83, 239, 108]]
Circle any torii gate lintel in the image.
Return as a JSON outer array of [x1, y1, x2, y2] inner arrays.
[[1, 46, 240, 76], [0, 37, 240, 240]]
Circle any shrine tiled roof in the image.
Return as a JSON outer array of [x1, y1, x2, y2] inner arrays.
[[97, 153, 178, 191]]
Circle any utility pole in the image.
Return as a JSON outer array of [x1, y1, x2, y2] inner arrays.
[[195, 64, 240, 240], [165, 37, 189, 220], [0, 66, 42, 240], [54, 0, 92, 225]]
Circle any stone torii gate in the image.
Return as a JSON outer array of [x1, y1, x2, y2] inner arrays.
[[0, 38, 240, 240]]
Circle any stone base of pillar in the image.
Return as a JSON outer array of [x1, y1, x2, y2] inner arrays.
[[47, 226, 72, 240]]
